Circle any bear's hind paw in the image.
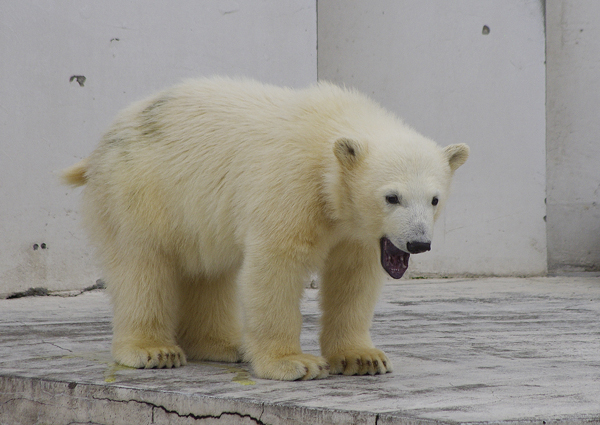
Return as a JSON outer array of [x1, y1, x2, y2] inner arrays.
[[327, 348, 392, 376], [113, 343, 187, 369], [179, 335, 243, 363]]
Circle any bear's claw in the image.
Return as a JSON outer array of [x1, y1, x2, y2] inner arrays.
[[327, 348, 392, 376], [113, 342, 187, 369]]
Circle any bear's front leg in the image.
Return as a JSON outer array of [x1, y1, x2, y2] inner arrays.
[[319, 240, 393, 376], [239, 249, 329, 381]]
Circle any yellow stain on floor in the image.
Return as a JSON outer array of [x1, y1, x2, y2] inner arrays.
[[199, 362, 256, 385]]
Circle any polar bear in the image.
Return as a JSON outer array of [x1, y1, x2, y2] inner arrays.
[[62, 77, 468, 381]]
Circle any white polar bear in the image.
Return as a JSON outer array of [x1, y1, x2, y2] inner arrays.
[[62, 77, 468, 380]]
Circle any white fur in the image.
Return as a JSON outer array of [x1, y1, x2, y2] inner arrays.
[[62, 77, 468, 380]]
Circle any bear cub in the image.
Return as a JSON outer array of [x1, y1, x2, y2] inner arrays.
[[63, 77, 469, 380]]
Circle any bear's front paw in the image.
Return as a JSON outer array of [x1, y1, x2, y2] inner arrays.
[[113, 342, 187, 369], [252, 353, 330, 381], [327, 348, 392, 376]]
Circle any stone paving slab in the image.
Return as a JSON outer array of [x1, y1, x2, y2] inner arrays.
[[1, 277, 599, 424]]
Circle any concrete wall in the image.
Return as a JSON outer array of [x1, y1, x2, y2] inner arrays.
[[0, 1, 316, 296], [2, 2, 599, 295], [318, 0, 547, 276], [546, 1, 600, 274]]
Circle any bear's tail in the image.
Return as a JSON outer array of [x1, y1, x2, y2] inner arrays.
[[61, 158, 89, 187]]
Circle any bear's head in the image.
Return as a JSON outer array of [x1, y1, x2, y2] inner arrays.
[[331, 135, 469, 279]]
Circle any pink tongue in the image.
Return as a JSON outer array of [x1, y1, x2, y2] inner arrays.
[[380, 237, 410, 279]]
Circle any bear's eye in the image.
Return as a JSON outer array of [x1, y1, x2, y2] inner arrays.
[[432, 196, 439, 206], [386, 194, 400, 205]]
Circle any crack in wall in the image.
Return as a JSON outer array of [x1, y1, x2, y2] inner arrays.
[[93, 396, 269, 424], [5, 280, 106, 299]]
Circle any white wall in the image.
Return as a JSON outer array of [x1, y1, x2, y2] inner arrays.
[[0, 1, 316, 296], [546, 1, 600, 274], [318, 0, 548, 276], [2, 2, 599, 295]]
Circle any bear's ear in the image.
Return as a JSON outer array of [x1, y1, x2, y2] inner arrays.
[[443, 143, 470, 172], [333, 138, 366, 168]]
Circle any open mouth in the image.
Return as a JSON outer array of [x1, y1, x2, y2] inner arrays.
[[380, 237, 410, 279]]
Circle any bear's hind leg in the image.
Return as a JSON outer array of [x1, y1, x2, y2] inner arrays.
[[107, 249, 186, 369], [177, 271, 242, 363]]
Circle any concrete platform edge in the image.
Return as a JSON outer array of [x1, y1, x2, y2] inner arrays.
[[1, 374, 436, 425], [4, 374, 599, 425]]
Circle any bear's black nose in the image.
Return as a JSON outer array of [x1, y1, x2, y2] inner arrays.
[[406, 241, 431, 254]]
